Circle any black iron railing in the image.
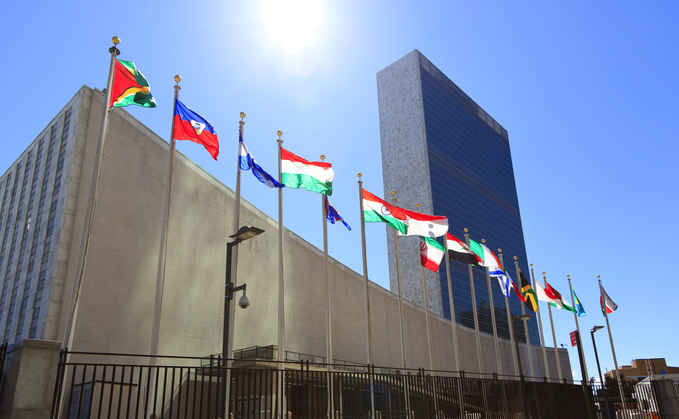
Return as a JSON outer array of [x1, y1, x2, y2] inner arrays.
[[52, 350, 589, 419]]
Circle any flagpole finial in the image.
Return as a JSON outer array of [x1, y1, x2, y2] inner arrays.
[[514, 256, 518, 261], [320, 155, 325, 161], [277, 130, 283, 144], [498, 248, 502, 253], [567, 275, 570, 279], [109, 37, 121, 55], [481, 239, 485, 243], [542, 271, 546, 275], [112, 36, 120, 45], [240, 112, 246, 120], [174, 75, 181, 84], [415, 203, 419, 208], [358, 172, 362, 178], [464, 228, 468, 233], [530, 263, 533, 267]]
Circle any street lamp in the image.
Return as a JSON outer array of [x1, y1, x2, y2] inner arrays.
[[591, 325, 611, 419], [222, 226, 264, 417], [512, 314, 533, 377]]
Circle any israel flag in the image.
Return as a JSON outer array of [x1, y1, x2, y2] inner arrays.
[[239, 134, 283, 189], [489, 268, 513, 298]]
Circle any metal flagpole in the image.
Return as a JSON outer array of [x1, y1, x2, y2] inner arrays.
[[62, 36, 120, 351], [390, 191, 411, 415], [357, 174, 376, 419], [277, 130, 286, 417], [599, 276, 628, 418], [544, 272, 563, 380], [223, 112, 246, 418], [531, 265, 550, 379], [148, 75, 181, 360], [464, 229, 484, 374], [482, 240, 502, 375], [321, 155, 334, 418], [515, 257, 536, 378], [498, 251, 518, 376], [443, 251, 460, 370], [567, 275, 588, 381], [415, 204, 436, 374]]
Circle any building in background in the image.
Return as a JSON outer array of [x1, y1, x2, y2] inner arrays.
[[0, 84, 569, 378], [605, 358, 679, 382], [377, 50, 540, 352]]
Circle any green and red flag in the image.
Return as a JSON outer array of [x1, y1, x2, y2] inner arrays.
[[281, 148, 333, 195], [362, 189, 408, 234], [110, 59, 157, 109], [600, 285, 618, 315], [420, 236, 445, 272]]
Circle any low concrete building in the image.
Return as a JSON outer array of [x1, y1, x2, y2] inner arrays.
[[0, 86, 571, 379]]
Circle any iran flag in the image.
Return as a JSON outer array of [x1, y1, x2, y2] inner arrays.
[[420, 236, 445, 272]]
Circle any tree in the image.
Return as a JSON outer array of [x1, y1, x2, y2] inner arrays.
[[604, 373, 635, 402]]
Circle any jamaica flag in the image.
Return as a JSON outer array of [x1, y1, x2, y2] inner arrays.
[[519, 269, 538, 312], [110, 59, 157, 108]]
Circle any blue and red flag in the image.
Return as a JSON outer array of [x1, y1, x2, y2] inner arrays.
[[325, 196, 351, 230], [173, 100, 219, 160]]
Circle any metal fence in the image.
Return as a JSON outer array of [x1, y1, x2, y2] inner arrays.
[[590, 381, 665, 419], [52, 350, 588, 419]]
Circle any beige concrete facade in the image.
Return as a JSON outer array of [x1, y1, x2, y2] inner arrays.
[[9, 86, 571, 379]]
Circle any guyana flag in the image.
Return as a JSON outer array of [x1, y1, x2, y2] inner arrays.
[[519, 269, 538, 312], [110, 59, 157, 108]]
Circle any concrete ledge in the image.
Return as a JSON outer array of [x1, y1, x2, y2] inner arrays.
[[0, 339, 61, 419]]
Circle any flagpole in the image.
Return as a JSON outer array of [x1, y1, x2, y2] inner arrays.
[[544, 272, 563, 380], [483, 240, 502, 375], [62, 37, 120, 350], [227, 112, 246, 359], [321, 156, 334, 418], [391, 191, 408, 372], [391, 191, 411, 416], [148, 75, 181, 361], [567, 275, 588, 383], [531, 265, 550, 380], [498, 251, 518, 377], [277, 130, 286, 416], [357, 174, 376, 419], [599, 276, 628, 417], [464, 229, 484, 375], [443, 251, 460, 370], [515, 257, 536, 379], [415, 204, 436, 375]]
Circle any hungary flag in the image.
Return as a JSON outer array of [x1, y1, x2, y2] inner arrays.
[[362, 189, 408, 234], [399, 207, 448, 238], [110, 59, 157, 108], [420, 236, 445, 272], [281, 148, 333, 195], [445, 233, 481, 265]]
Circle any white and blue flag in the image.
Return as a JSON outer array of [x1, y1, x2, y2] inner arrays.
[[489, 268, 513, 298], [239, 134, 283, 189]]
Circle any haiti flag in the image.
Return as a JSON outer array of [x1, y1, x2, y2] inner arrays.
[[173, 100, 219, 160]]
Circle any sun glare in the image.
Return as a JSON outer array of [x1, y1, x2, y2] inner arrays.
[[262, 0, 323, 52]]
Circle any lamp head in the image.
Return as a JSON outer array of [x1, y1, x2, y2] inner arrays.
[[230, 226, 265, 242], [592, 326, 605, 333]]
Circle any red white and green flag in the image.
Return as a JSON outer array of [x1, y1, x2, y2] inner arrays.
[[420, 236, 445, 272], [281, 148, 334, 195], [468, 240, 501, 270], [399, 208, 448, 238], [110, 59, 157, 109], [600, 285, 618, 315], [362, 189, 408, 234]]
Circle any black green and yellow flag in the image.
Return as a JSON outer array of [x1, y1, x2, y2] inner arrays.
[[519, 269, 538, 312], [110, 59, 157, 108]]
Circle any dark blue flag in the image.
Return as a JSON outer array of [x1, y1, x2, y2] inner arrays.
[[325, 196, 351, 230]]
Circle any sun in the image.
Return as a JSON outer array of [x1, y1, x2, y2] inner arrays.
[[261, 0, 324, 52]]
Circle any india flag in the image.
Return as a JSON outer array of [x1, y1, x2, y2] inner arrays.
[[362, 189, 409, 234], [281, 148, 334, 195], [420, 236, 445, 272]]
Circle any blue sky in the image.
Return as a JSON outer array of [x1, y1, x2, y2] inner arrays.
[[2, 0, 678, 381]]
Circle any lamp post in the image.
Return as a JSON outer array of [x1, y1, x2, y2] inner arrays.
[[591, 326, 611, 419], [511, 314, 533, 378], [222, 225, 264, 418]]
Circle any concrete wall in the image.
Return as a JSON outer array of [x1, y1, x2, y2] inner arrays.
[[0, 339, 61, 419], [45, 87, 570, 379]]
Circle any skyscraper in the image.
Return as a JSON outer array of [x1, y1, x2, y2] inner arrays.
[[377, 50, 540, 346]]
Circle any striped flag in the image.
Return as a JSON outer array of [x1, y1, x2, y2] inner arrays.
[[281, 148, 334, 195], [420, 236, 445, 272], [600, 286, 618, 315]]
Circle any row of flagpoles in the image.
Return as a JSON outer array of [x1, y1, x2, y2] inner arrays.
[[61, 38, 628, 416]]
